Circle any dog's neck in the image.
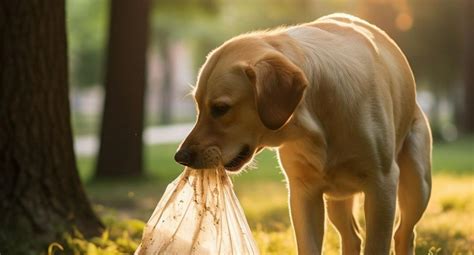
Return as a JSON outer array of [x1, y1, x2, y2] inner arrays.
[[256, 28, 332, 150], [258, 107, 326, 152]]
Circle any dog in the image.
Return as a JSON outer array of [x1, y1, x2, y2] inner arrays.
[[174, 13, 432, 255]]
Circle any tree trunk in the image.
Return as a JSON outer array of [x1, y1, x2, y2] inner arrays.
[[96, 0, 151, 177], [463, 0, 474, 133], [159, 34, 173, 125], [0, 0, 103, 253]]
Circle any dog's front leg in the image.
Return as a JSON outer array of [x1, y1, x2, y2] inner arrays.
[[288, 177, 325, 255]]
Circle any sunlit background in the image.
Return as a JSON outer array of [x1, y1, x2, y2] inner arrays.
[[69, 0, 470, 145], [65, 0, 472, 254]]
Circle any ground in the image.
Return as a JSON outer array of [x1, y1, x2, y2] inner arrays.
[[51, 137, 473, 254]]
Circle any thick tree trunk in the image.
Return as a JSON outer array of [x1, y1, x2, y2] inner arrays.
[[0, 0, 103, 253], [96, 0, 151, 177], [463, 0, 474, 133]]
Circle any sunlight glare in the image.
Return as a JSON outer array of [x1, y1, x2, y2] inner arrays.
[[395, 12, 413, 31]]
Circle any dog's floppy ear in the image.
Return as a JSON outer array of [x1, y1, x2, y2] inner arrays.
[[243, 53, 308, 130]]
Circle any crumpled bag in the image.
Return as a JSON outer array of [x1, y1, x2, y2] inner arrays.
[[135, 167, 259, 255]]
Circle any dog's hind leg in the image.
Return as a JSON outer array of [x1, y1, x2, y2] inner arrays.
[[326, 196, 362, 255], [395, 108, 432, 255], [363, 162, 399, 255]]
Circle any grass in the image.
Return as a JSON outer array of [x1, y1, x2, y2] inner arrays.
[[60, 137, 473, 254], [77, 136, 474, 182], [431, 136, 474, 175]]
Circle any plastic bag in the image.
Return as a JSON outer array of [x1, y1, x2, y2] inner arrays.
[[135, 167, 259, 255]]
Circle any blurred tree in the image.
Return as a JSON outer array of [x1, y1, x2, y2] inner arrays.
[[150, 0, 218, 124], [0, 0, 103, 253], [358, 0, 464, 138], [96, 0, 151, 177], [223, 0, 317, 31], [404, 0, 463, 138], [188, 0, 320, 88], [157, 31, 173, 124], [148, 0, 319, 125], [462, 0, 474, 133]]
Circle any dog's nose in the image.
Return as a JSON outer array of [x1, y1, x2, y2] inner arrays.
[[174, 149, 194, 166]]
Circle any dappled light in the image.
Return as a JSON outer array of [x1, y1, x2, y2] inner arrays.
[[1, 0, 472, 254]]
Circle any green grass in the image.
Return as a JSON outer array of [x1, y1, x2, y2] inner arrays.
[[79, 136, 473, 182], [432, 136, 474, 175], [71, 112, 99, 136], [65, 137, 473, 254], [79, 145, 283, 182], [53, 175, 474, 254]]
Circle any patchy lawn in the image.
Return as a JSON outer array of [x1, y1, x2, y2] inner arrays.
[[56, 137, 473, 254]]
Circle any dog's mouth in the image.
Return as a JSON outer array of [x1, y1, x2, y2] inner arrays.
[[224, 145, 253, 171]]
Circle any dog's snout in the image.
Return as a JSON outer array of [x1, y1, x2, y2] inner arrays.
[[174, 149, 194, 166]]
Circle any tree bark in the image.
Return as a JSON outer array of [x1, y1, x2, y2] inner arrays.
[[96, 0, 151, 177], [0, 0, 103, 253]]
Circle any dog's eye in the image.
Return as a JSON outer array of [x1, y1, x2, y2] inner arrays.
[[210, 103, 230, 118]]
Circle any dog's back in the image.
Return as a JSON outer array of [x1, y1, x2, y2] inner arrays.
[[285, 13, 418, 167]]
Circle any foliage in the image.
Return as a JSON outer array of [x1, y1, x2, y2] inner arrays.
[[66, 0, 470, 133], [150, 0, 218, 41], [399, 0, 464, 90], [67, 0, 108, 87], [47, 217, 143, 255], [66, 0, 467, 89]]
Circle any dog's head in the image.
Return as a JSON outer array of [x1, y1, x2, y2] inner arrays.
[[175, 36, 308, 171]]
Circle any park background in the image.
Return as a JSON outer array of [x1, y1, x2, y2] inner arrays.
[[0, 0, 472, 254]]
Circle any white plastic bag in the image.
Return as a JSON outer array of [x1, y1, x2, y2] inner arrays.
[[135, 167, 259, 255]]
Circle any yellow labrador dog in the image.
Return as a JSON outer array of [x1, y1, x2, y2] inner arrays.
[[175, 13, 431, 255]]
